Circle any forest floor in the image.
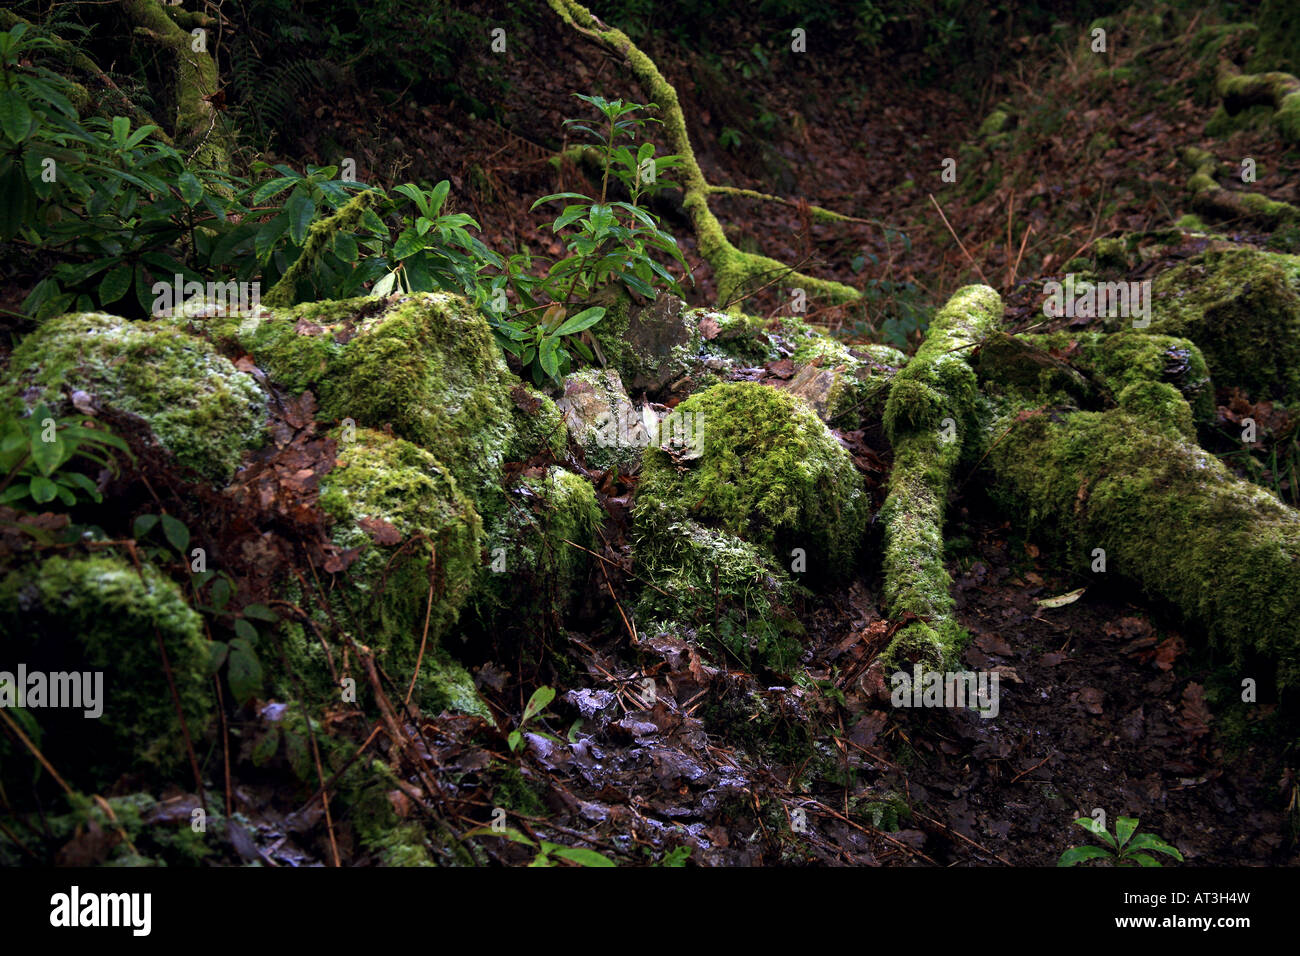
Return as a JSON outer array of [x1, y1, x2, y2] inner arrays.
[[19, 6, 1300, 866]]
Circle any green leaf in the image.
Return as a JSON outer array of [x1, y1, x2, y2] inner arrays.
[[531, 192, 591, 210], [110, 116, 129, 148], [0, 90, 35, 142], [1114, 816, 1138, 848], [286, 191, 315, 246], [1057, 845, 1112, 867], [553, 306, 605, 336], [507, 729, 522, 752], [98, 264, 132, 305], [160, 513, 190, 553], [176, 170, 203, 206], [1125, 833, 1183, 861], [29, 429, 66, 477], [551, 846, 616, 867], [29, 475, 58, 504], [552, 204, 589, 231], [392, 227, 424, 260], [242, 603, 278, 622], [427, 179, 450, 217], [227, 636, 264, 705], [205, 640, 229, 676], [539, 337, 559, 380], [234, 618, 257, 643], [211, 576, 232, 612], [133, 514, 159, 538], [521, 685, 556, 725]]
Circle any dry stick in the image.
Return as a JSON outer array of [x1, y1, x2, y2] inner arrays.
[[405, 539, 438, 707], [0, 818, 38, 861], [1010, 752, 1056, 784], [911, 808, 1014, 866], [212, 675, 233, 820], [561, 538, 672, 598], [928, 193, 991, 286], [598, 555, 638, 644], [151, 622, 207, 813], [804, 797, 940, 866], [1010, 222, 1034, 288]]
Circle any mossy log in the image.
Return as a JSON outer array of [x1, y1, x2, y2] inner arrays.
[[878, 285, 1002, 668], [1215, 60, 1300, 144], [547, 0, 861, 310], [982, 396, 1300, 703]]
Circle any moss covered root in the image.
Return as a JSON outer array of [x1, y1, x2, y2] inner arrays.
[[879, 285, 1002, 669]]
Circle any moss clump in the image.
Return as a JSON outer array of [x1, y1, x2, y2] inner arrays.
[[505, 384, 568, 462], [635, 520, 807, 673], [1025, 330, 1215, 424], [218, 293, 515, 502], [1143, 248, 1300, 405], [317, 427, 488, 718], [879, 286, 1001, 669], [0, 554, 212, 778], [476, 466, 604, 627], [5, 312, 267, 481], [636, 381, 868, 576], [986, 403, 1300, 700]]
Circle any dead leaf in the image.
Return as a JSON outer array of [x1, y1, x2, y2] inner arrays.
[[1037, 587, 1085, 608]]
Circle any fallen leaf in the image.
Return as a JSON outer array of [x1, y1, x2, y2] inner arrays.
[[1037, 587, 1085, 608]]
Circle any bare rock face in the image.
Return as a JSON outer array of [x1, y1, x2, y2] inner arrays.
[[556, 367, 644, 473]]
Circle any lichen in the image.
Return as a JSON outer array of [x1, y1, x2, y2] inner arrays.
[[4, 312, 267, 481], [556, 367, 643, 474]]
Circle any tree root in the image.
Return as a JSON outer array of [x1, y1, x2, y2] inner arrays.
[[878, 285, 1002, 669], [1215, 59, 1300, 144], [982, 392, 1300, 703], [1179, 146, 1299, 228], [547, 0, 862, 310], [118, 0, 230, 171]]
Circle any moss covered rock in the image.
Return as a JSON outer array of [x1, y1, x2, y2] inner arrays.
[[0, 554, 212, 777], [556, 367, 643, 474], [4, 312, 267, 481], [217, 292, 516, 502], [1142, 249, 1300, 406], [505, 384, 568, 462], [476, 466, 604, 627], [317, 426, 487, 718], [635, 381, 868, 579]]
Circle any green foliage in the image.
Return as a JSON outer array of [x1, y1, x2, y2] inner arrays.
[[507, 685, 557, 753], [495, 95, 690, 385], [1058, 816, 1184, 867], [0, 401, 130, 508]]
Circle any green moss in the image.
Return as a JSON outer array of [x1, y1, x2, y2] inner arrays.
[[476, 466, 604, 627], [1026, 330, 1215, 424], [505, 385, 568, 461], [986, 403, 1300, 700], [635, 382, 868, 575], [5, 312, 267, 481], [0, 554, 212, 778], [635, 520, 807, 673], [879, 285, 1002, 669], [219, 293, 515, 502], [1143, 248, 1300, 406], [317, 427, 488, 718]]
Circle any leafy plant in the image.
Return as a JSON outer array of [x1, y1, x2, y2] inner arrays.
[[497, 94, 690, 385], [507, 685, 557, 753], [0, 402, 131, 507], [1057, 816, 1184, 867], [466, 824, 617, 867]]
